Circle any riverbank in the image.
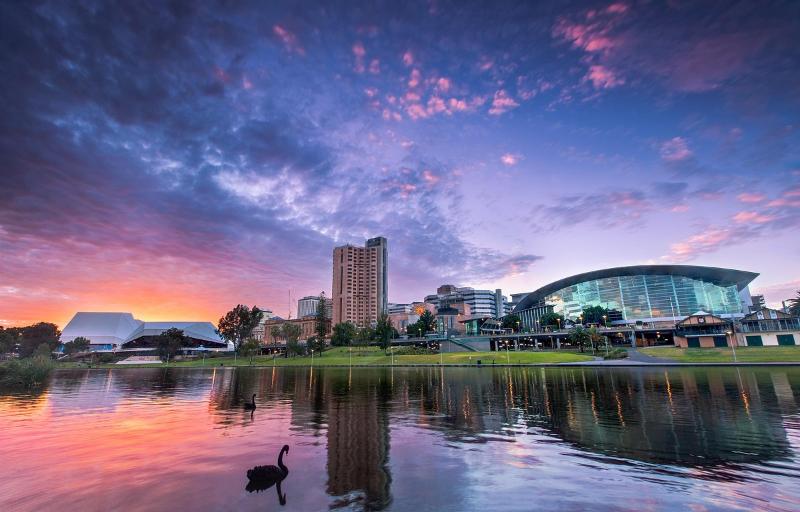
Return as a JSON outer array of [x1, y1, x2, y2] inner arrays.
[[58, 347, 595, 368], [0, 358, 54, 387], [639, 346, 800, 363]]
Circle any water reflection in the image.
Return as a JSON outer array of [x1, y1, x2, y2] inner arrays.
[[1, 366, 798, 511]]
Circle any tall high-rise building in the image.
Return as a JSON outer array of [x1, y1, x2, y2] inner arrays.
[[332, 236, 388, 326]]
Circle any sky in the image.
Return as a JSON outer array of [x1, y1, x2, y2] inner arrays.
[[1, 0, 799, 328]]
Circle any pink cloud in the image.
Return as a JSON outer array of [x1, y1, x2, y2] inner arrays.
[[406, 103, 429, 120], [670, 204, 690, 213], [422, 169, 440, 185], [352, 42, 366, 72], [402, 51, 414, 67], [272, 25, 305, 55], [488, 90, 520, 115], [737, 192, 765, 203], [426, 96, 447, 114], [665, 228, 735, 262], [585, 64, 624, 89], [500, 153, 521, 166], [478, 58, 494, 71], [242, 76, 253, 90], [660, 137, 692, 162], [732, 211, 776, 224], [404, 91, 421, 102], [449, 98, 468, 111], [436, 77, 451, 92], [408, 69, 421, 88], [369, 59, 380, 74]]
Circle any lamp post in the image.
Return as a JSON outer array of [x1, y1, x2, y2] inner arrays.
[[602, 315, 607, 328], [727, 322, 738, 363], [311, 349, 314, 367]]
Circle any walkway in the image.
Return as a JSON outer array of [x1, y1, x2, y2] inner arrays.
[[624, 349, 676, 364]]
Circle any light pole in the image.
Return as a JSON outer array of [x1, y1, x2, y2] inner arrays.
[[602, 315, 607, 328], [311, 349, 314, 366], [727, 322, 738, 363], [505, 340, 510, 364]]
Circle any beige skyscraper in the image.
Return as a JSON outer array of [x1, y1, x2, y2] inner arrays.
[[332, 236, 388, 326]]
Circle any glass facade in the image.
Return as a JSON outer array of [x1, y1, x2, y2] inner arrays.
[[541, 274, 743, 323]]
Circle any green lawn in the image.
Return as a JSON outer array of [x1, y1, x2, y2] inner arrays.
[[62, 346, 594, 368], [641, 345, 800, 363]]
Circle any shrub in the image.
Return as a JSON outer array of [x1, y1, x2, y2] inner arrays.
[[0, 358, 54, 388], [603, 348, 629, 360], [391, 346, 437, 356]]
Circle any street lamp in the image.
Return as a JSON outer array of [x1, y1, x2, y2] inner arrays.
[[602, 315, 607, 327], [311, 349, 314, 366], [727, 323, 738, 363]]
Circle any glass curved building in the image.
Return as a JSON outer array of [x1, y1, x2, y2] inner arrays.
[[513, 265, 758, 328]]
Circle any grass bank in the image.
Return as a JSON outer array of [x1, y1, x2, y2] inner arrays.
[[641, 345, 800, 363], [0, 358, 54, 387], [60, 347, 595, 368]]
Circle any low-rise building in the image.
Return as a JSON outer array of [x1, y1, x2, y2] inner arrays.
[[262, 317, 331, 345], [60, 312, 228, 352], [674, 311, 734, 348], [737, 308, 800, 346]]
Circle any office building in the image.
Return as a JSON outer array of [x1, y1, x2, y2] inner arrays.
[[424, 285, 509, 318], [298, 295, 332, 319], [332, 236, 388, 326]]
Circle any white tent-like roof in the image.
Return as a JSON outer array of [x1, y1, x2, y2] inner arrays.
[[60, 312, 224, 347], [62, 312, 143, 346]]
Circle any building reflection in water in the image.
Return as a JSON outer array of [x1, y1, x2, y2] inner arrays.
[[4, 365, 798, 510]]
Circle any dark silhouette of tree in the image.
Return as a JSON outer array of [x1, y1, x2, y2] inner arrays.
[[540, 312, 565, 328], [156, 328, 186, 362], [331, 322, 356, 346], [18, 323, 60, 358], [315, 292, 329, 341], [789, 291, 800, 316], [582, 305, 609, 324], [217, 305, 264, 352], [64, 336, 90, 355], [501, 314, 521, 331], [374, 314, 393, 350], [568, 325, 591, 353]]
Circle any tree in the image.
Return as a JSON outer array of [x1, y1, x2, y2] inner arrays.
[[789, 290, 800, 316], [33, 342, 53, 359], [501, 314, 521, 331], [354, 326, 374, 347], [331, 322, 356, 347], [307, 335, 326, 354], [0, 327, 17, 354], [156, 328, 186, 362], [240, 338, 261, 364], [568, 325, 591, 353], [281, 323, 302, 356], [587, 326, 604, 353], [315, 293, 329, 340], [374, 313, 393, 350], [64, 336, 90, 355], [18, 323, 60, 358], [418, 310, 436, 333], [217, 305, 264, 353], [582, 305, 609, 325], [540, 312, 565, 329], [269, 325, 283, 344]]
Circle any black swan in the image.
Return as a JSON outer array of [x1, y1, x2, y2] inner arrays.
[[246, 445, 290, 505], [244, 393, 257, 410]]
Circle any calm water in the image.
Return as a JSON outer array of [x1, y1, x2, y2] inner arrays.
[[1, 367, 799, 511]]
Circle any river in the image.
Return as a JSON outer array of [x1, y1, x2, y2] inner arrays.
[[1, 366, 799, 511]]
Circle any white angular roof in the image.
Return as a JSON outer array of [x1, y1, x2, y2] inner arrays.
[[61, 312, 224, 346], [124, 322, 223, 344], [62, 312, 143, 345]]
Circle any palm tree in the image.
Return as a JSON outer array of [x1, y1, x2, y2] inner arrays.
[[789, 290, 800, 316]]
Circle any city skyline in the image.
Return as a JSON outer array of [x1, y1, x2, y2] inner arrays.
[[1, 1, 799, 328]]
